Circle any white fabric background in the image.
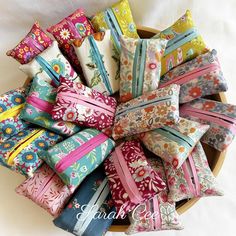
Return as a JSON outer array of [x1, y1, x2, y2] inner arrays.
[[0, 0, 236, 235]]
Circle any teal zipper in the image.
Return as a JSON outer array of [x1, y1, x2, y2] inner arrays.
[[164, 28, 199, 56], [88, 36, 113, 95], [104, 8, 122, 53]]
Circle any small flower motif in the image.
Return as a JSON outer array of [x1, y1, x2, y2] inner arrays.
[[132, 166, 149, 182], [203, 101, 215, 110], [179, 183, 187, 194], [80, 165, 88, 173], [60, 28, 71, 40], [2, 124, 16, 136], [128, 23, 135, 32], [50, 59, 65, 75], [63, 107, 77, 121], [22, 152, 37, 163], [168, 176, 175, 186], [75, 23, 86, 36], [189, 87, 202, 98], [74, 203, 80, 208], [172, 158, 179, 168], [113, 124, 124, 136], [148, 62, 157, 70]]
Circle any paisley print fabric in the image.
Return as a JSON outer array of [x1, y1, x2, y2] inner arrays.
[[140, 117, 209, 168], [160, 50, 228, 103], [119, 36, 167, 102], [15, 164, 72, 217], [104, 140, 166, 216], [112, 84, 180, 140], [153, 10, 208, 76], [39, 129, 115, 192], [163, 142, 223, 202], [6, 22, 53, 64], [20, 77, 80, 136], [52, 77, 117, 130]]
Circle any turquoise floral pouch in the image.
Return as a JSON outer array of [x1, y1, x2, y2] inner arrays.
[[39, 128, 115, 192], [20, 77, 80, 136]]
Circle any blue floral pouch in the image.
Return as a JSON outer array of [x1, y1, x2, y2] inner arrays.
[[53, 167, 115, 236]]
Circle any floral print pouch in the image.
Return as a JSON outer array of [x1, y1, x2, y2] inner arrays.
[[180, 98, 236, 151], [153, 10, 208, 76], [19, 41, 81, 87], [0, 87, 30, 142], [126, 157, 183, 234], [0, 127, 62, 177], [6, 22, 53, 64], [15, 164, 72, 217], [39, 128, 115, 192], [47, 8, 94, 74], [163, 142, 223, 202], [20, 77, 80, 136], [140, 117, 209, 169], [112, 84, 180, 140], [119, 36, 167, 102], [104, 140, 166, 217], [91, 0, 139, 53], [54, 167, 115, 236], [160, 50, 228, 103], [73, 31, 119, 95], [52, 77, 117, 130]]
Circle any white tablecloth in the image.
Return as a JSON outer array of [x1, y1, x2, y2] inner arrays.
[[0, 0, 236, 235]]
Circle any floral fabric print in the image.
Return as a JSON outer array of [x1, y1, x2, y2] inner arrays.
[[119, 36, 167, 102], [20, 77, 80, 136], [127, 157, 183, 234], [6, 22, 53, 64], [0, 87, 29, 142], [140, 117, 209, 169], [52, 77, 117, 130], [112, 84, 180, 140], [15, 164, 72, 217], [180, 98, 236, 151], [160, 50, 228, 103], [0, 128, 62, 177], [163, 142, 223, 202], [19, 41, 81, 86], [47, 8, 94, 74], [104, 140, 166, 216], [153, 10, 208, 76], [73, 31, 120, 95], [39, 129, 115, 192]]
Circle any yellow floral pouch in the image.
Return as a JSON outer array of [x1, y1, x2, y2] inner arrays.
[[91, 0, 139, 53], [153, 10, 209, 76]]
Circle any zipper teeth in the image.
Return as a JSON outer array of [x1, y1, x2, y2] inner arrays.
[[0, 104, 24, 122], [27, 96, 54, 114], [182, 159, 196, 195], [26, 37, 44, 52], [66, 17, 80, 39]]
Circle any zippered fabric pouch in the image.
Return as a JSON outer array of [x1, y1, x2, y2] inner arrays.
[[112, 84, 180, 140], [52, 77, 117, 130], [20, 77, 80, 136], [140, 117, 209, 168], [180, 98, 236, 151], [6, 22, 53, 64], [91, 0, 139, 54], [73, 31, 119, 95], [163, 142, 223, 202], [104, 140, 166, 217], [19, 41, 81, 87], [153, 10, 208, 76], [15, 164, 72, 217], [47, 8, 94, 74], [54, 167, 115, 236], [126, 157, 183, 234], [160, 50, 228, 103], [0, 128, 62, 177], [0, 87, 30, 142], [119, 36, 168, 102], [39, 128, 115, 191]]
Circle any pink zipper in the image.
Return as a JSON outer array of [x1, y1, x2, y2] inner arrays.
[[25, 36, 44, 53], [57, 91, 115, 116], [180, 105, 236, 134], [65, 17, 81, 39], [55, 133, 108, 173], [152, 196, 161, 230], [146, 200, 154, 230], [159, 63, 220, 88], [27, 95, 54, 114], [112, 145, 144, 204]]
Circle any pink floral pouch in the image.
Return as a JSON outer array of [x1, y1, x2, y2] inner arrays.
[[112, 84, 180, 140], [47, 8, 94, 73], [6, 22, 53, 64], [180, 98, 236, 151], [140, 117, 209, 168], [159, 50, 228, 104], [15, 164, 72, 217], [127, 157, 183, 234], [104, 140, 166, 217], [163, 142, 223, 202], [52, 77, 117, 130]]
